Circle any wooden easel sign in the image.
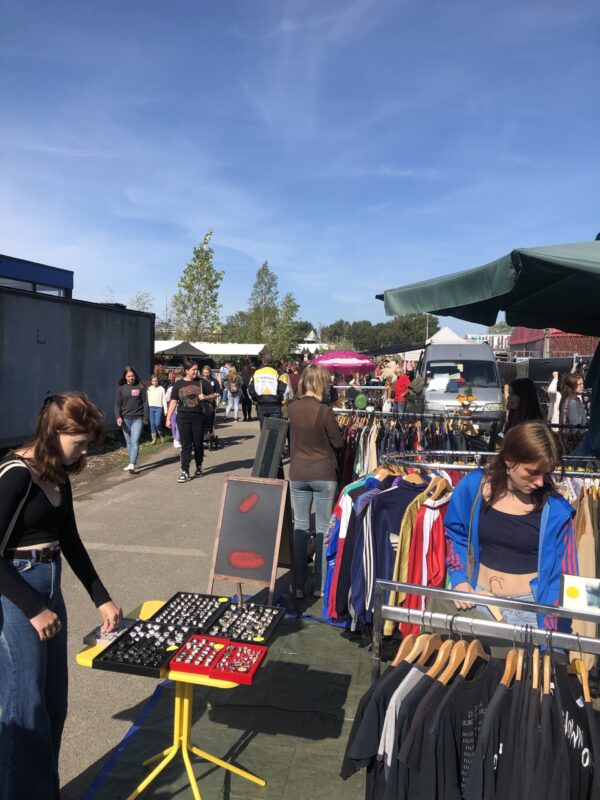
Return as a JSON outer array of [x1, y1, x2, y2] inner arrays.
[[208, 476, 290, 603]]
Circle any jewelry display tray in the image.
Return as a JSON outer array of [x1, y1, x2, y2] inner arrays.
[[169, 635, 268, 685], [205, 603, 286, 644]]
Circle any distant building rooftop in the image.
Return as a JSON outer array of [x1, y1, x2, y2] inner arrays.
[[0, 254, 73, 298]]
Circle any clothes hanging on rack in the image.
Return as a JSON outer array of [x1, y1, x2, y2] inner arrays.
[[343, 636, 600, 800]]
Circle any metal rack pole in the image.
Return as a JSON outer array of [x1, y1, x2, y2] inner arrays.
[[371, 580, 600, 680], [380, 453, 600, 479]]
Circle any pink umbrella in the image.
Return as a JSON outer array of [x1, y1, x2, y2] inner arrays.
[[312, 350, 376, 375]]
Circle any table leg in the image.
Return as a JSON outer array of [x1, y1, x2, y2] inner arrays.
[[127, 681, 266, 799], [125, 683, 184, 800]]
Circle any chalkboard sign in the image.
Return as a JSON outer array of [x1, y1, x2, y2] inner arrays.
[[208, 477, 292, 601]]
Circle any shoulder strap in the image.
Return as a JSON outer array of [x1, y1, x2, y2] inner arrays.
[[0, 460, 34, 555], [466, 476, 484, 583]]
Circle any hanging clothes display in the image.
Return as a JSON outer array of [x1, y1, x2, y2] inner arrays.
[[342, 630, 600, 800]]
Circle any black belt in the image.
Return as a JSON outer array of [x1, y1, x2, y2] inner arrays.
[[5, 546, 61, 563]]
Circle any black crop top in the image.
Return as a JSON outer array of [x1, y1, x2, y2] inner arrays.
[[479, 504, 542, 574], [0, 457, 111, 619]]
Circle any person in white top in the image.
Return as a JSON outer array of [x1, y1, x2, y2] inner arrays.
[[546, 370, 560, 426], [147, 375, 168, 443]]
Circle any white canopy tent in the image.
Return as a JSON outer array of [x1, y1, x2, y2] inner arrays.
[[398, 326, 467, 362], [192, 342, 268, 357]]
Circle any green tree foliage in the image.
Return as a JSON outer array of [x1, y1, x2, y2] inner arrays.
[[271, 292, 300, 360], [246, 261, 279, 342], [220, 310, 251, 342], [321, 319, 351, 344], [487, 320, 513, 334], [172, 230, 224, 341], [129, 291, 154, 313], [321, 313, 437, 351]]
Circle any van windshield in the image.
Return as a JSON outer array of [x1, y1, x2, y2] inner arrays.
[[425, 360, 499, 391]]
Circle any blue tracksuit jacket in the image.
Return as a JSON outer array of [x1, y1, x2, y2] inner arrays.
[[445, 469, 578, 632]]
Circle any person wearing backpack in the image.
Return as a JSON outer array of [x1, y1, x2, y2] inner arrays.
[[248, 353, 289, 428], [225, 366, 242, 421]]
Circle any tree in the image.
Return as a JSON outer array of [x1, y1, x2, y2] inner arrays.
[[378, 313, 438, 346], [271, 292, 300, 360], [246, 261, 279, 342], [221, 310, 251, 343], [321, 319, 351, 344], [487, 320, 513, 334], [129, 291, 153, 313], [172, 230, 224, 341]]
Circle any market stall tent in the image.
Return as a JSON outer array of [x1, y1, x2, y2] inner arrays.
[[378, 241, 600, 337], [154, 340, 207, 357], [192, 342, 268, 358]]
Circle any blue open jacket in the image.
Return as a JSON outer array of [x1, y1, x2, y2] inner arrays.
[[445, 469, 578, 632]]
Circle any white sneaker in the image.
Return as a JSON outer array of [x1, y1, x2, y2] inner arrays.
[[127, 464, 136, 474], [173, 441, 181, 449], [123, 464, 132, 471]]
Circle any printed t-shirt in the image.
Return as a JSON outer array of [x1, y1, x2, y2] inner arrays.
[[554, 662, 597, 800], [399, 657, 504, 799], [463, 682, 514, 800], [170, 378, 212, 415]]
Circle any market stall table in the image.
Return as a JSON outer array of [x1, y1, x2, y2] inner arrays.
[[76, 600, 266, 800]]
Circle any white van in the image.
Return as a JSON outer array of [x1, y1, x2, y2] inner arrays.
[[415, 343, 504, 431]]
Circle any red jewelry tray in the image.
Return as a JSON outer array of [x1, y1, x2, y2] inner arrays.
[[210, 641, 268, 685], [169, 635, 268, 685], [169, 635, 230, 677]]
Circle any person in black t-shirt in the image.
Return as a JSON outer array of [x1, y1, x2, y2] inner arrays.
[[0, 393, 122, 800], [166, 358, 218, 483]]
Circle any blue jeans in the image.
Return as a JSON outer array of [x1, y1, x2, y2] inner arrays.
[[122, 416, 143, 464], [290, 480, 338, 593], [475, 584, 537, 627], [226, 394, 240, 419], [0, 557, 68, 800], [149, 406, 163, 435]]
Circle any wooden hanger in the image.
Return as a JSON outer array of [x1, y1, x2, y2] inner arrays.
[[416, 634, 443, 667], [394, 633, 429, 666], [570, 658, 592, 703], [403, 472, 426, 485], [500, 649, 518, 687], [437, 640, 468, 685], [459, 639, 489, 678], [516, 647, 525, 682], [426, 638, 454, 678], [391, 633, 417, 666], [428, 476, 452, 502], [542, 653, 552, 696], [531, 647, 540, 691]]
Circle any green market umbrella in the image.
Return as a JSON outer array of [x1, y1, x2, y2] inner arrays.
[[378, 241, 600, 336]]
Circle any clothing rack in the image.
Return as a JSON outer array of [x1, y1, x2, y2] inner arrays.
[[381, 450, 600, 479], [332, 408, 490, 423], [371, 580, 600, 681]]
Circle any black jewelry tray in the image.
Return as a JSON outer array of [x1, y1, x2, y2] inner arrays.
[[92, 619, 195, 678], [204, 602, 286, 644], [146, 591, 229, 634]]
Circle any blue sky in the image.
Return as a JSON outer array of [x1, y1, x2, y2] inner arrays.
[[1, 0, 599, 334]]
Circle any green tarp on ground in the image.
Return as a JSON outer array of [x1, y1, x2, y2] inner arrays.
[[379, 240, 600, 336], [75, 613, 373, 799]]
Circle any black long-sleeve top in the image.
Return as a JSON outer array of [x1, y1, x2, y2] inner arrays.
[[114, 383, 149, 422], [0, 457, 111, 618]]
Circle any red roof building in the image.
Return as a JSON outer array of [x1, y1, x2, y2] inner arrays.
[[508, 327, 599, 357]]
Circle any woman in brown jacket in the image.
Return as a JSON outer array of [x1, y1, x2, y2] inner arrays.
[[287, 365, 344, 599]]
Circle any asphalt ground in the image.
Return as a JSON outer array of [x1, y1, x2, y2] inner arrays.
[[59, 410, 269, 798]]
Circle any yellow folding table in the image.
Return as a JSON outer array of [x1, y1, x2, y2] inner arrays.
[[76, 600, 266, 800]]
